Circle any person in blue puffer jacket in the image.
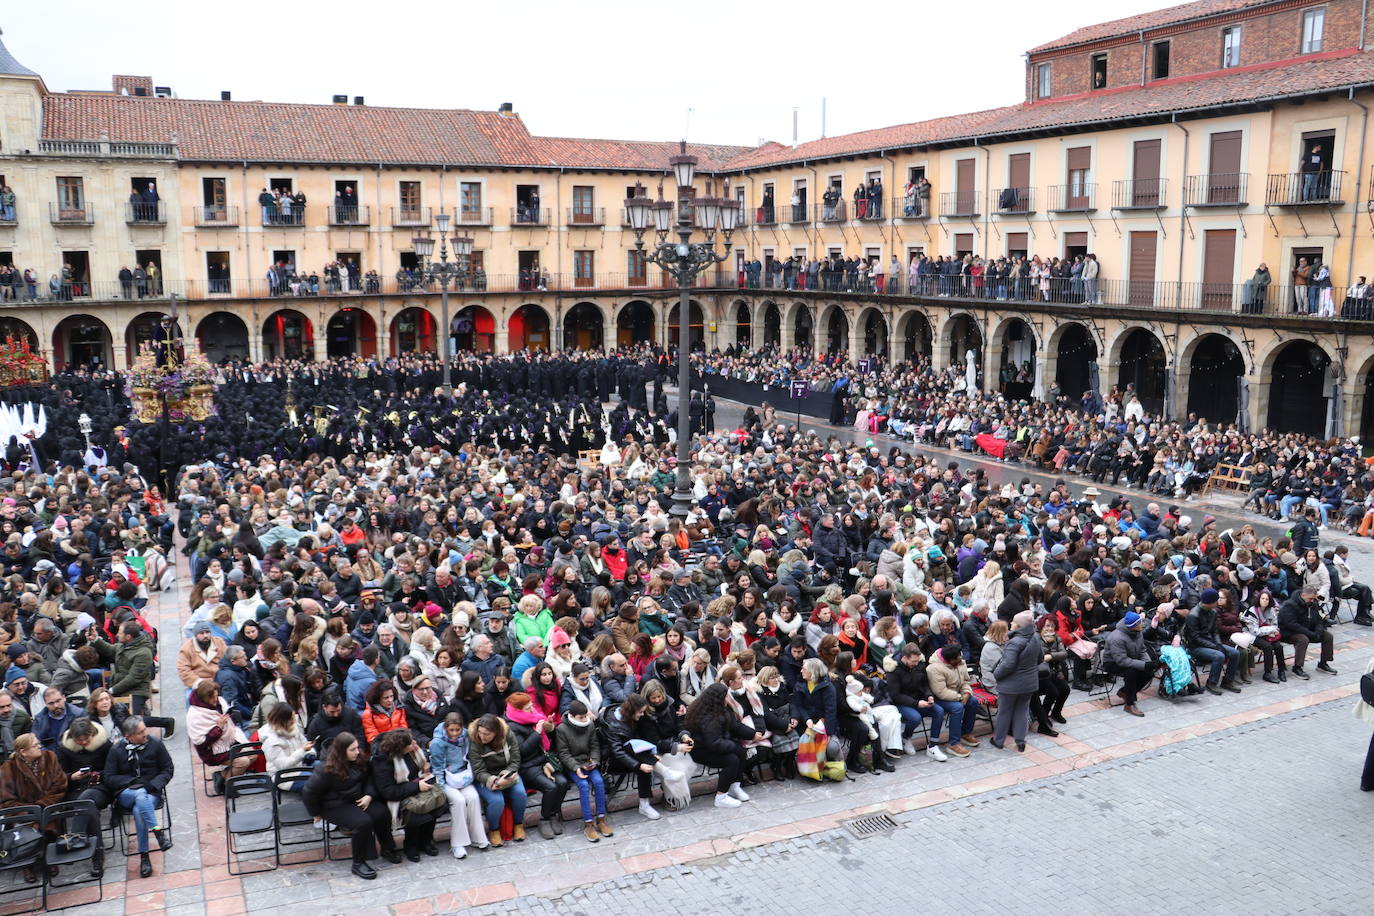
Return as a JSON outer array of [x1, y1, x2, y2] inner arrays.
[[429, 714, 489, 859]]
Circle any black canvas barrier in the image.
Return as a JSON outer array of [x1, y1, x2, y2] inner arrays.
[[692, 371, 836, 420]]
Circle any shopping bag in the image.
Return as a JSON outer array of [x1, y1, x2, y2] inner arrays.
[[796, 725, 828, 781]]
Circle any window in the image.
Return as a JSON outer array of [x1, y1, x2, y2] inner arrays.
[[1091, 53, 1107, 89], [571, 186, 595, 224], [1222, 27, 1241, 68], [399, 181, 421, 221], [1302, 8, 1325, 53], [1153, 41, 1171, 79], [574, 250, 594, 287], [628, 249, 646, 286], [1035, 63, 1052, 99], [202, 177, 226, 210], [459, 182, 482, 222], [205, 251, 231, 294], [515, 185, 542, 223], [56, 176, 85, 217]]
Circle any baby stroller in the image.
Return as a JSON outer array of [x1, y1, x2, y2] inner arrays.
[[1155, 644, 1200, 699]]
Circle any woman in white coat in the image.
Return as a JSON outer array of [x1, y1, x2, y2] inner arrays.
[[971, 560, 1005, 610]]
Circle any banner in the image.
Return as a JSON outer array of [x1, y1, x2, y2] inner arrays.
[[692, 372, 835, 420]]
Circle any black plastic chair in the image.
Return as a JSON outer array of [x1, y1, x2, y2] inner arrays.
[[204, 740, 263, 797], [0, 805, 46, 914], [272, 766, 323, 864], [225, 773, 277, 875], [42, 800, 103, 904]]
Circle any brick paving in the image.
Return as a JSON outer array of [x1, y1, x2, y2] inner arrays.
[[36, 468, 1374, 915]]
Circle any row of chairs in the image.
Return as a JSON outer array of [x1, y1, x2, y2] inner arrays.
[[0, 801, 104, 914]]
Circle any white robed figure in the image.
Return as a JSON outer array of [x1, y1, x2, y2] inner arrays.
[[964, 349, 979, 394]]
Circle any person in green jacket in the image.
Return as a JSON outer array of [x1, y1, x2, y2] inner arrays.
[[512, 595, 554, 647], [110, 623, 157, 714]]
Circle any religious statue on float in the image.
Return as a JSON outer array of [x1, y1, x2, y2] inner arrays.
[[127, 314, 219, 424]]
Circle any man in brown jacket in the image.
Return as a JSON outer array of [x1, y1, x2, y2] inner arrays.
[[177, 620, 227, 690]]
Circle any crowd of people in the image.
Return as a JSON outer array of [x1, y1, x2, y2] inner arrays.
[[0, 343, 1369, 889]]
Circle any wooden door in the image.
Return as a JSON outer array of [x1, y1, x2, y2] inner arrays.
[[1208, 131, 1243, 203], [1128, 231, 1157, 305], [1132, 140, 1162, 206]]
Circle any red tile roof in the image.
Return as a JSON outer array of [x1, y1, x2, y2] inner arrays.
[[40, 95, 750, 170], [1030, 0, 1277, 52], [720, 48, 1374, 170]]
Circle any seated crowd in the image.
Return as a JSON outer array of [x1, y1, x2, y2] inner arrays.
[[0, 345, 1364, 888]]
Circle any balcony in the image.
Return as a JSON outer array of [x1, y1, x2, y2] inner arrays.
[[1185, 173, 1249, 207], [816, 200, 848, 222], [566, 207, 605, 227], [49, 203, 93, 225], [992, 187, 1035, 215], [455, 207, 493, 227], [856, 200, 884, 221], [126, 201, 166, 224], [784, 204, 810, 224], [754, 205, 778, 226], [511, 205, 550, 226], [1047, 183, 1096, 213], [893, 197, 929, 219], [38, 139, 176, 158], [1111, 178, 1167, 210], [194, 205, 239, 227], [390, 207, 432, 227], [939, 191, 979, 218], [261, 205, 305, 227], [328, 205, 370, 226], [1265, 170, 1344, 206]]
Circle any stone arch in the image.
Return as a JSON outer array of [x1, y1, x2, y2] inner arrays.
[[262, 309, 314, 361], [762, 301, 782, 348], [1052, 322, 1098, 402], [509, 303, 551, 351], [452, 304, 496, 352], [616, 300, 656, 347], [390, 307, 437, 356], [0, 317, 39, 352], [325, 306, 377, 358], [1351, 349, 1374, 443], [668, 300, 705, 350], [820, 303, 850, 355], [989, 316, 1037, 400], [1184, 333, 1247, 426], [52, 314, 114, 371], [858, 307, 888, 359], [1109, 326, 1167, 414], [196, 311, 250, 363], [563, 302, 605, 350], [939, 311, 983, 381], [897, 309, 933, 363], [1263, 339, 1333, 436], [733, 300, 752, 347], [789, 300, 815, 352]]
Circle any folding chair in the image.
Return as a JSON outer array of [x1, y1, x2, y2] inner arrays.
[[42, 800, 104, 905], [205, 740, 264, 797], [118, 792, 172, 856], [0, 805, 47, 914], [225, 773, 278, 876], [273, 766, 324, 864]]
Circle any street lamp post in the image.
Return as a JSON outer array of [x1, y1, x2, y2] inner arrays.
[[625, 141, 737, 519], [413, 212, 474, 396]]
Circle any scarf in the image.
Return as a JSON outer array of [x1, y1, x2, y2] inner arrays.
[[505, 702, 551, 751], [569, 678, 603, 713], [724, 688, 771, 749]]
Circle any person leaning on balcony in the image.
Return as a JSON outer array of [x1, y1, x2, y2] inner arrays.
[[1292, 257, 1311, 312], [1243, 263, 1271, 314], [258, 188, 276, 224], [1082, 253, 1100, 304]]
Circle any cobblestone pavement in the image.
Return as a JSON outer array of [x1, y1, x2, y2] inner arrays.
[[462, 699, 1372, 916]]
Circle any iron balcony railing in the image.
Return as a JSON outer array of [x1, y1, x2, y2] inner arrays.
[[785, 203, 810, 224], [261, 204, 306, 227], [511, 206, 550, 226], [894, 196, 930, 219], [1047, 183, 1096, 212], [566, 207, 605, 227], [939, 191, 979, 218], [328, 204, 370, 226], [50, 203, 93, 225], [754, 205, 778, 226], [455, 207, 493, 227], [1112, 178, 1167, 209], [1265, 170, 1344, 206], [855, 199, 884, 220], [28, 278, 185, 302], [125, 200, 166, 224], [194, 205, 239, 227], [992, 187, 1035, 215], [1184, 173, 1249, 207], [390, 207, 432, 227], [816, 200, 847, 222]]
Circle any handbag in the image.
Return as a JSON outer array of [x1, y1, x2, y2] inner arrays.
[[1229, 632, 1256, 648], [1360, 671, 1374, 706], [400, 783, 447, 816], [796, 725, 828, 781], [0, 825, 42, 862], [1068, 638, 1098, 660]]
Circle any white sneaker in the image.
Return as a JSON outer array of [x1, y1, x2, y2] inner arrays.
[[926, 745, 949, 762], [714, 793, 742, 808], [638, 799, 661, 820], [727, 783, 750, 802], [902, 740, 917, 755], [452, 846, 466, 859]]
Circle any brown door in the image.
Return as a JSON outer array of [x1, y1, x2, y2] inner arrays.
[[1201, 229, 1236, 310], [956, 158, 976, 214], [1066, 146, 1090, 208], [1128, 231, 1157, 305], [1208, 131, 1243, 204], [1132, 139, 1162, 206], [954, 232, 973, 257], [1007, 153, 1030, 212], [1007, 232, 1028, 258]]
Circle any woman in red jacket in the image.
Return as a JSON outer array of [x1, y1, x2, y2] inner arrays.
[[361, 679, 409, 745], [1053, 596, 1091, 690]]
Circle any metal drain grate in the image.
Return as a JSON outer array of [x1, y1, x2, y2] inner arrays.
[[843, 813, 899, 838]]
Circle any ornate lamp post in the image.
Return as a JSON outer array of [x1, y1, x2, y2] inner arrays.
[[413, 211, 474, 395], [625, 141, 738, 519]]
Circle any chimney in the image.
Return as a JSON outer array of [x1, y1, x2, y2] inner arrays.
[[498, 102, 515, 118], [220, 90, 231, 101], [353, 96, 364, 106], [332, 94, 348, 104]]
